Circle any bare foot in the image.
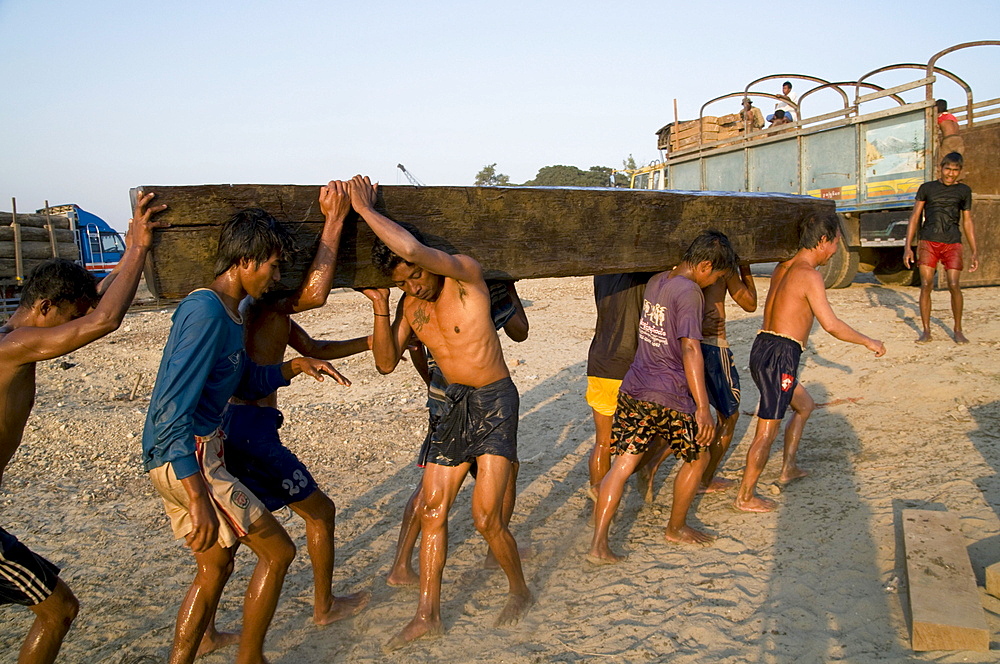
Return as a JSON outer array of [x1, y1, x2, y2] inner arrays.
[[636, 465, 654, 503], [665, 525, 714, 546], [778, 467, 810, 485], [195, 629, 239, 659], [494, 591, 534, 627], [916, 332, 932, 344], [954, 331, 969, 344], [585, 549, 626, 565], [699, 477, 736, 494], [386, 567, 419, 587], [586, 484, 599, 502], [314, 590, 371, 626], [733, 495, 778, 513], [384, 616, 443, 652], [484, 544, 532, 570]]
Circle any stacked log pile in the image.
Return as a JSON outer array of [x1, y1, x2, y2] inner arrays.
[[0, 212, 77, 280]]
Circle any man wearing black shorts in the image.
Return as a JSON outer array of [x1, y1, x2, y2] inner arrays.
[[217, 180, 371, 628], [386, 280, 528, 587], [735, 212, 885, 513], [0, 192, 164, 663], [903, 152, 979, 344]]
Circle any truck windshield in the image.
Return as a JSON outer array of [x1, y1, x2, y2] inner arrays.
[[99, 232, 125, 254]]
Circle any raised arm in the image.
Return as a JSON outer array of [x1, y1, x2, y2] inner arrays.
[[805, 271, 886, 356], [903, 200, 925, 268], [271, 180, 351, 314], [726, 264, 757, 313], [0, 192, 167, 364], [288, 319, 370, 360], [359, 288, 413, 374], [348, 174, 483, 283]]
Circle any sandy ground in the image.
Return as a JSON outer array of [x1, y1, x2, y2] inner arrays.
[[2, 273, 1000, 663]]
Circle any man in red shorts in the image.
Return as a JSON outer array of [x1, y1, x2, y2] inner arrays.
[[903, 152, 979, 344]]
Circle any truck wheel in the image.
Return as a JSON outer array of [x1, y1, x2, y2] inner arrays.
[[819, 242, 859, 289], [873, 249, 918, 286]]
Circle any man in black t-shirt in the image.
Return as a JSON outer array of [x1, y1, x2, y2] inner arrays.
[[903, 152, 979, 343]]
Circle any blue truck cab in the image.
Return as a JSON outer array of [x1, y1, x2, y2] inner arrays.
[[40, 204, 126, 279]]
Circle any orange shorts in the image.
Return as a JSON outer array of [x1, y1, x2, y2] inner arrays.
[[917, 240, 963, 271]]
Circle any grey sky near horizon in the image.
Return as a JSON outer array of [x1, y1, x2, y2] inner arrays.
[[1, 0, 997, 230]]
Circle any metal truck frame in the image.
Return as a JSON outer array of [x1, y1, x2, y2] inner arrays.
[[625, 41, 1000, 288]]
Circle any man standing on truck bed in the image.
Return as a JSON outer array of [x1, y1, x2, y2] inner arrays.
[[0, 192, 164, 664], [903, 151, 978, 344]]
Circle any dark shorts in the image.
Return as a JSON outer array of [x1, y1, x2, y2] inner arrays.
[[221, 404, 319, 512], [917, 240, 963, 271], [0, 527, 60, 607], [427, 377, 519, 466], [611, 392, 701, 462], [702, 343, 741, 419], [749, 331, 803, 420]]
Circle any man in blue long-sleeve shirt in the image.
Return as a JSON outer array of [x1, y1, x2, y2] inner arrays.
[[143, 208, 345, 664]]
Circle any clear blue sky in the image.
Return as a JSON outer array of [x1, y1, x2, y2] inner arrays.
[[1, 0, 997, 230]]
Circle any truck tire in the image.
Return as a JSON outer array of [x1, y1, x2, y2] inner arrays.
[[872, 249, 918, 286], [819, 241, 859, 289]]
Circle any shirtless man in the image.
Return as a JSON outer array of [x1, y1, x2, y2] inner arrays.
[[216, 181, 370, 630], [142, 208, 347, 664], [588, 231, 738, 563], [347, 174, 532, 649], [903, 152, 978, 344], [698, 263, 757, 492], [385, 280, 528, 587], [0, 192, 164, 664], [935, 99, 965, 160], [734, 212, 886, 513]]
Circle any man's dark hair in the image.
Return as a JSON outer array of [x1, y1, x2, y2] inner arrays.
[[20, 258, 98, 308], [371, 222, 427, 277], [774, 109, 786, 119], [682, 230, 738, 277], [799, 211, 842, 249], [214, 208, 295, 277], [936, 99, 949, 113], [783, 81, 793, 90], [941, 151, 964, 168]]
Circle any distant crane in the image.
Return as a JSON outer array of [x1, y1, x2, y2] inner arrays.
[[397, 163, 425, 186]]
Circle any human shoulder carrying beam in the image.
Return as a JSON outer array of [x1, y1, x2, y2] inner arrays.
[[133, 183, 834, 299]]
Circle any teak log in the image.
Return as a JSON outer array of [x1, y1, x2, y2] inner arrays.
[[901, 509, 989, 652], [0, 212, 73, 230], [132, 184, 833, 299], [0, 241, 77, 261], [0, 226, 75, 245]]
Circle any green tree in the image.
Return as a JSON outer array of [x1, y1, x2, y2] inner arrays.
[[522, 164, 614, 187], [474, 163, 510, 186], [613, 154, 638, 188]]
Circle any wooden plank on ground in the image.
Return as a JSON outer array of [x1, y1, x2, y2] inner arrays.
[[902, 509, 990, 652], [986, 561, 1000, 599], [132, 184, 833, 298]]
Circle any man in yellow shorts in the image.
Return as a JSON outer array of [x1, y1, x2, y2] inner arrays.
[[585, 273, 654, 498]]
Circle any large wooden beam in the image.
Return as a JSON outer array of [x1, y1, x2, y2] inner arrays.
[[902, 509, 989, 652], [132, 184, 833, 299]]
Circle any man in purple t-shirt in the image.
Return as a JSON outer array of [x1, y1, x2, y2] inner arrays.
[[587, 231, 738, 563]]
